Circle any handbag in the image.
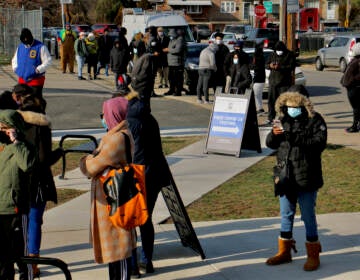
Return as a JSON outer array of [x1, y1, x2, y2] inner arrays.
[[273, 143, 292, 196], [99, 133, 148, 230]]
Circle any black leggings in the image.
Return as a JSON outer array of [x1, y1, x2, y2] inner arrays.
[[347, 86, 360, 124]]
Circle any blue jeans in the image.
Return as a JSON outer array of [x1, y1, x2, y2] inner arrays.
[[76, 55, 86, 78], [28, 202, 46, 255], [280, 191, 318, 241]]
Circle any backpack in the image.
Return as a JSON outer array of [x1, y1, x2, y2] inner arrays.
[[99, 133, 148, 230]]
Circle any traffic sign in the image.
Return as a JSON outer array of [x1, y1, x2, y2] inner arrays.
[[264, 1, 273, 13], [254, 5, 266, 17]]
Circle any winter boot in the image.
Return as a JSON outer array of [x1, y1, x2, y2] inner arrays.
[[29, 253, 40, 278], [303, 241, 322, 271], [266, 237, 297, 265]]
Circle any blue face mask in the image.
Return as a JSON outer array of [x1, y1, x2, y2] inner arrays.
[[287, 107, 302, 118], [101, 118, 108, 130]]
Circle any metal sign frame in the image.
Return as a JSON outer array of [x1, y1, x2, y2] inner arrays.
[[161, 165, 206, 259], [204, 89, 262, 157]]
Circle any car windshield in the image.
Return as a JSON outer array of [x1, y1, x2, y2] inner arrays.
[[224, 26, 245, 34], [223, 34, 235, 40]]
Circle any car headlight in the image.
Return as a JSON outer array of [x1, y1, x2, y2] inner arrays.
[[188, 63, 199, 70]]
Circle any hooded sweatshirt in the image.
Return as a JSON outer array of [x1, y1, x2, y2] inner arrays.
[[198, 44, 218, 71]]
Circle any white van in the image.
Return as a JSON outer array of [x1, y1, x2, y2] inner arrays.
[[122, 8, 195, 43]]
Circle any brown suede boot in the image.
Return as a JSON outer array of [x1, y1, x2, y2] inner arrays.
[[266, 237, 297, 265], [29, 253, 40, 278], [303, 241, 322, 271]]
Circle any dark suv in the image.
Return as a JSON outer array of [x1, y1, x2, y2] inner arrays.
[[242, 28, 279, 49], [194, 24, 211, 41]]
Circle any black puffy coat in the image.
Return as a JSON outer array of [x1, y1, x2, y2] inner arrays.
[[266, 92, 327, 193], [110, 41, 129, 74]]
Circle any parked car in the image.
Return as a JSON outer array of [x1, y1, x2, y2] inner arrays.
[[315, 34, 360, 72], [71, 24, 92, 36], [209, 32, 237, 51], [242, 28, 279, 49], [244, 48, 306, 93], [194, 24, 211, 41], [91, 23, 119, 37], [184, 42, 208, 95], [42, 27, 61, 59], [223, 24, 252, 40]]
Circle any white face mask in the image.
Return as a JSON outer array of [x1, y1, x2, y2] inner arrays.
[[276, 50, 283, 56], [233, 59, 238, 65], [158, 32, 163, 37], [215, 39, 222, 45]]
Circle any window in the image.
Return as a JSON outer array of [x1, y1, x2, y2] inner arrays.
[[187, 5, 202, 14], [327, 1, 335, 20], [221, 1, 236, 13], [243, 2, 251, 20]]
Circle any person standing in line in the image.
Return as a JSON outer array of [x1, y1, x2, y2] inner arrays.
[[164, 28, 186, 96], [213, 32, 229, 93], [266, 41, 296, 124], [97, 28, 113, 76], [224, 40, 249, 93], [253, 42, 266, 114], [59, 23, 77, 74], [74, 32, 89, 80], [340, 42, 360, 133], [0, 109, 36, 280], [80, 97, 136, 280], [265, 91, 327, 271], [126, 90, 171, 276], [110, 39, 130, 92], [156, 27, 170, 89], [12, 28, 52, 97], [196, 43, 218, 104], [85, 32, 99, 80], [17, 94, 62, 278], [229, 52, 252, 94], [130, 41, 158, 108]]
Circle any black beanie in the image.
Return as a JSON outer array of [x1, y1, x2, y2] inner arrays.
[[20, 28, 34, 45]]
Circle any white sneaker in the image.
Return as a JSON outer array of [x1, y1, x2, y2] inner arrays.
[[204, 100, 212, 104], [197, 99, 203, 104]]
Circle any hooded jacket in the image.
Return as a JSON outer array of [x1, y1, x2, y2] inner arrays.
[[167, 30, 186, 67], [0, 110, 35, 214], [110, 40, 129, 74], [18, 109, 60, 204], [267, 42, 296, 87], [198, 44, 218, 71], [266, 92, 327, 194]]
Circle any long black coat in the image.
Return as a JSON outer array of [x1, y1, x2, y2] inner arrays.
[[230, 63, 252, 94], [110, 44, 128, 74], [97, 34, 113, 65], [126, 96, 170, 195]]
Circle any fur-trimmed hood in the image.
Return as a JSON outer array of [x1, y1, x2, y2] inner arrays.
[[17, 110, 51, 127], [275, 92, 315, 118]]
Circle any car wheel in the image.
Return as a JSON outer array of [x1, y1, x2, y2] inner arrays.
[[339, 58, 347, 73], [315, 57, 324, 71]]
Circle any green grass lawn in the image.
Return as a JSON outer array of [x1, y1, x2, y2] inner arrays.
[[186, 143, 360, 221]]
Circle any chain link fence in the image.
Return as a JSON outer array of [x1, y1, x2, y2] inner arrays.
[[0, 7, 43, 60]]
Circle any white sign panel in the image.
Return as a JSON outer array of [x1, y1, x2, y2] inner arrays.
[[287, 0, 299, 13], [60, 0, 73, 4]]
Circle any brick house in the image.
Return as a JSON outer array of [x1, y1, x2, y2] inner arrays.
[[164, 0, 341, 32]]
